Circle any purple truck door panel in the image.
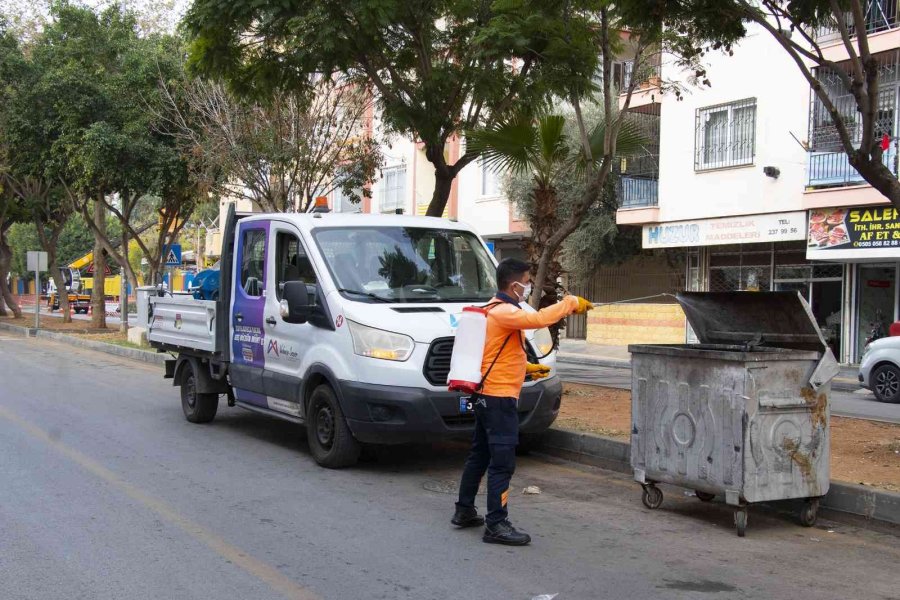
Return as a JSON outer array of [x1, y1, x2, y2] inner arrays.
[[231, 220, 270, 404]]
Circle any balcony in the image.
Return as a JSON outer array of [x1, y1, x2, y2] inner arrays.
[[619, 176, 659, 208], [615, 110, 659, 209], [816, 0, 900, 42], [807, 50, 900, 189], [807, 148, 899, 187]]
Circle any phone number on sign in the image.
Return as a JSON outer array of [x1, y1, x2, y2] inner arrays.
[[854, 240, 900, 248]]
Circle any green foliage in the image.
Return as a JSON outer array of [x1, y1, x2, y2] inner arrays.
[[184, 0, 604, 213], [7, 214, 119, 276], [468, 109, 647, 189]]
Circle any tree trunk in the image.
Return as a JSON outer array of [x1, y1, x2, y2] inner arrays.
[[853, 152, 900, 207], [47, 252, 70, 326], [91, 197, 107, 329], [427, 170, 454, 217], [120, 227, 129, 333], [528, 186, 562, 309], [0, 227, 22, 318]]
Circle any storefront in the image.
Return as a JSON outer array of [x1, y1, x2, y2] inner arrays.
[[807, 205, 900, 363]]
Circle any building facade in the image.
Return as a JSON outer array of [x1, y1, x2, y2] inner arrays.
[[618, 5, 900, 364]]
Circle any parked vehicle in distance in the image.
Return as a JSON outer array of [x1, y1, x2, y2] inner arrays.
[[859, 336, 900, 403], [190, 261, 220, 300]]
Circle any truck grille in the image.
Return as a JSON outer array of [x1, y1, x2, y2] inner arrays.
[[424, 337, 455, 385], [424, 335, 539, 386]]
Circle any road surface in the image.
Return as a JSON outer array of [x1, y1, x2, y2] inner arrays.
[[556, 362, 900, 425], [1, 336, 898, 600]]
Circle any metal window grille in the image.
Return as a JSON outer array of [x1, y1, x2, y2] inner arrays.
[[694, 98, 757, 171], [380, 167, 406, 213], [808, 50, 900, 187], [617, 110, 660, 208], [816, 0, 900, 41]]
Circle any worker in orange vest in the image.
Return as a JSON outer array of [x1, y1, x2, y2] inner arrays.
[[452, 258, 592, 546]]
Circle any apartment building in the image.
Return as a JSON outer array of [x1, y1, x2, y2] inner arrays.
[[617, 1, 900, 364]]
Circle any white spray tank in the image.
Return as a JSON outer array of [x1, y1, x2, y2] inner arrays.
[[447, 306, 488, 393]]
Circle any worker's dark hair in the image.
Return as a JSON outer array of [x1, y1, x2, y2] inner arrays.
[[496, 258, 531, 290]]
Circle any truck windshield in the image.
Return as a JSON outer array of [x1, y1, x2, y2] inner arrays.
[[313, 226, 498, 303]]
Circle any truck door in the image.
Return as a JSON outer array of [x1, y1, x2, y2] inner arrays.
[[229, 220, 269, 403], [261, 224, 319, 414]]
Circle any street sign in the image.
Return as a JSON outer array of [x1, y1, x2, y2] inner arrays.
[[26, 251, 47, 329], [165, 244, 182, 267], [485, 241, 496, 255], [86, 262, 113, 275], [26, 251, 47, 272]]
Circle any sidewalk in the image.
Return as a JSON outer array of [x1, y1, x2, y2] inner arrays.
[[557, 338, 863, 392]]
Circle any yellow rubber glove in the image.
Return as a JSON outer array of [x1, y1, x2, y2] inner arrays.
[[525, 363, 551, 380], [573, 296, 594, 315]]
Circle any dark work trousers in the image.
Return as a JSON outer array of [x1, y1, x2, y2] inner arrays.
[[456, 395, 519, 526]]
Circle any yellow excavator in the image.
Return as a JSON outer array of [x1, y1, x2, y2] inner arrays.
[[48, 235, 148, 312]]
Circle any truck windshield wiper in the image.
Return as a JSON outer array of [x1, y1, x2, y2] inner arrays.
[[337, 288, 392, 303]]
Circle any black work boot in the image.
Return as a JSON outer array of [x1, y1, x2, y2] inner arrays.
[[451, 505, 485, 528], [482, 520, 531, 546]]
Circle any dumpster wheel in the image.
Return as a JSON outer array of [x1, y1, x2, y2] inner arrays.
[[695, 491, 716, 502], [799, 498, 819, 527], [734, 508, 748, 537], [641, 484, 663, 509]]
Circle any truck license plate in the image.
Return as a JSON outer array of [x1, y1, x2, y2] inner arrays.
[[459, 396, 474, 414]]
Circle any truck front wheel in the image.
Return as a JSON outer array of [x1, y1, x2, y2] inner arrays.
[[180, 362, 218, 423], [306, 384, 360, 468]]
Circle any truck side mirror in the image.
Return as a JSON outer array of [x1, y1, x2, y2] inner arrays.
[[281, 280, 315, 324]]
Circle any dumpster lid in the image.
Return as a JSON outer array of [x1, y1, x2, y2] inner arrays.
[[676, 291, 827, 352]]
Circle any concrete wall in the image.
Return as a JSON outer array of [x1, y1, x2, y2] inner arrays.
[[586, 303, 686, 346], [656, 24, 810, 223]]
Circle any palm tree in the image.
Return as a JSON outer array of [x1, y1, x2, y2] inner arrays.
[[467, 110, 647, 308]]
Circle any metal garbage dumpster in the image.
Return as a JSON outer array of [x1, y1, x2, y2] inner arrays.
[[629, 292, 840, 537]]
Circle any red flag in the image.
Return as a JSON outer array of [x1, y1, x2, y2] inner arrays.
[[882, 133, 890, 151]]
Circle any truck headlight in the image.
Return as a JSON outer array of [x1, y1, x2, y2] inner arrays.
[[348, 320, 415, 361], [534, 327, 554, 357]]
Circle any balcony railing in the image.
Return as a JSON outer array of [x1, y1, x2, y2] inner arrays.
[[807, 147, 899, 187], [816, 0, 900, 41], [618, 176, 659, 208]]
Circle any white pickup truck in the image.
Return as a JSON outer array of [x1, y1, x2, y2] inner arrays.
[[145, 205, 561, 468]]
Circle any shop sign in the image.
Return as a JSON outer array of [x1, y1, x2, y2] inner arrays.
[[642, 212, 807, 249], [806, 206, 900, 260]]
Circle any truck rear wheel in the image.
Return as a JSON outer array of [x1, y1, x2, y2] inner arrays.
[[306, 384, 360, 468], [180, 362, 218, 423]]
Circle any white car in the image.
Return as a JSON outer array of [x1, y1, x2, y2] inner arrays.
[[858, 336, 900, 403]]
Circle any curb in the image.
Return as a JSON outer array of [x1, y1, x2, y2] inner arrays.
[[0, 321, 166, 366], [556, 352, 630, 369], [539, 427, 900, 527]]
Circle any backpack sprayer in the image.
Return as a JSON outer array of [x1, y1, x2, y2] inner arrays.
[[447, 293, 675, 393]]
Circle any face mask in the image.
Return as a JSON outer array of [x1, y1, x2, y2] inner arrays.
[[513, 281, 532, 301]]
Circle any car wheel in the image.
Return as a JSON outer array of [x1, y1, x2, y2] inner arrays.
[[872, 364, 900, 403], [180, 361, 218, 423], [306, 384, 360, 468]]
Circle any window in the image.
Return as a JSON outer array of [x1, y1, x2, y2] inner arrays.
[[380, 167, 406, 213], [480, 158, 501, 197], [274, 232, 316, 300], [694, 98, 756, 170], [240, 229, 266, 297]]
